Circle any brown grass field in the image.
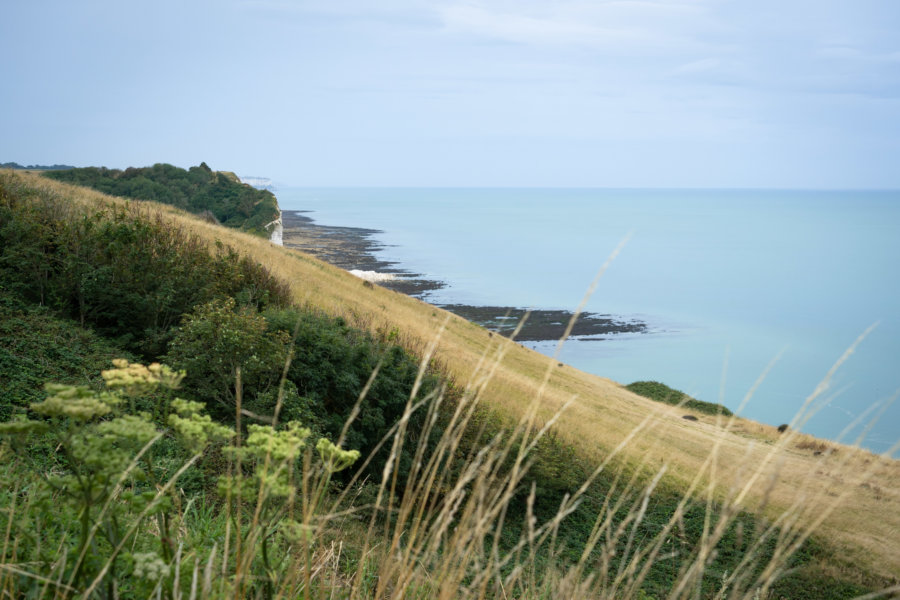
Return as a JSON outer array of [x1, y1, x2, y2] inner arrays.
[[6, 170, 899, 584]]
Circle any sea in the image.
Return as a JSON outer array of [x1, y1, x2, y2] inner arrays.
[[276, 187, 900, 456]]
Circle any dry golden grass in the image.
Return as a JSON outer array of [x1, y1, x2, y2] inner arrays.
[[7, 170, 900, 582]]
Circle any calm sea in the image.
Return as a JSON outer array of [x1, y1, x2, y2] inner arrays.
[[277, 188, 900, 456]]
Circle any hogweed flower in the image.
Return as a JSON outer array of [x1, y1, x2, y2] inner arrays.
[[168, 407, 234, 453], [316, 438, 361, 473], [131, 552, 171, 582], [30, 384, 118, 421], [102, 359, 184, 394], [243, 422, 311, 462]]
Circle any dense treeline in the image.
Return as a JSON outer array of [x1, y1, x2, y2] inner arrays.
[[44, 162, 280, 236]]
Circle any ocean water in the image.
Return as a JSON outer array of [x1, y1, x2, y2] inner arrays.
[[277, 188, 900, 455]]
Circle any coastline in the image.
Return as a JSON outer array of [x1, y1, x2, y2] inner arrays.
[[281, 210, 445, 296], [281, 209, 648, 342]]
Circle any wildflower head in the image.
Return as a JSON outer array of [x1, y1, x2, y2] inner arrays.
[[316, 438, 361, 473], [102, 359, 184, 394], [168, 408, 234, 454], [131, 552, 171, 582], [30, 384, 118, 421], [243, 421, 311, 462]]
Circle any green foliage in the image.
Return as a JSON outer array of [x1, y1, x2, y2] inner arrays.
[[0, 289, 137, 421], [1, 162, 74, 170], [43, 162, 280, 237], [626, 380, 733, 416], [767, 561, 871, 599], [264, 307, 442, 477], [164, 298, 292, 419], [0, 360, 222, 593], [0, 362, 357, 598], [166, 303, 442, 481], [160, 302, 444, 492], [0, 175, 290, 357]]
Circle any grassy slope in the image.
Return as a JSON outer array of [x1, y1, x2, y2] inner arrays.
[[13, 170, 900, 583], [0, 293, 137, 419], [43, 163, 280, 237]]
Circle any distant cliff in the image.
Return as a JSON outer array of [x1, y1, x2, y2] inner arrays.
[[44, 162, 280, 238]]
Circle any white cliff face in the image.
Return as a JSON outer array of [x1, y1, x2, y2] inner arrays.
[[266, 211, 283, 246], [240, 176, 274, 191]]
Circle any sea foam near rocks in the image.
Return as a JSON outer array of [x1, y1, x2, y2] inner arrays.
[[349, 270, 396, 282]]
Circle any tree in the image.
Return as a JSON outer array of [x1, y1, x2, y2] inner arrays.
[[165, 298, 291, 419]]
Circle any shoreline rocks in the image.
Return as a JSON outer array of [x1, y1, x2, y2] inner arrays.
[[280, 209, 649, 342]]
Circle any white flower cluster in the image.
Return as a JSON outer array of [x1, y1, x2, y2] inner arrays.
[[132, 552, 171, 582]]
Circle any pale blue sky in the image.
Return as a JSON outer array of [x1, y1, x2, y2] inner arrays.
[[3, 0, 899, 187]]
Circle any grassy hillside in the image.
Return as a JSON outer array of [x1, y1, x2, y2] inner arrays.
[[43, 162, 280, 237], [1, 170, 898, 596], [76, 171, 893, 582]]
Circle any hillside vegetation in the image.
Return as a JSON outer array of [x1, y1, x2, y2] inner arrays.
[[0, 291, 137, 420], [44, 162, 280, 237], [626, 381, 733, 417], [0, 170, 898, 598]]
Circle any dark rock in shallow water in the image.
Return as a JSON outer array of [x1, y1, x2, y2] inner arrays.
[[281, 210, 395, 272], [437, 305, 647, 342]]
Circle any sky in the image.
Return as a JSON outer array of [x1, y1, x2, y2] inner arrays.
[[2, 0, 900, 188]]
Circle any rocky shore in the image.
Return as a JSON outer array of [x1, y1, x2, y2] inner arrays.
[[438, 305, 646, 342], [281, 210, 444, 296], [281, 210, 648, 342]]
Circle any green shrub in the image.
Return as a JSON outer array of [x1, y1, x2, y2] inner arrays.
[[626, 381, 733, 416], [164, 298, 292, 420], [264, 307, 443, 477]]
